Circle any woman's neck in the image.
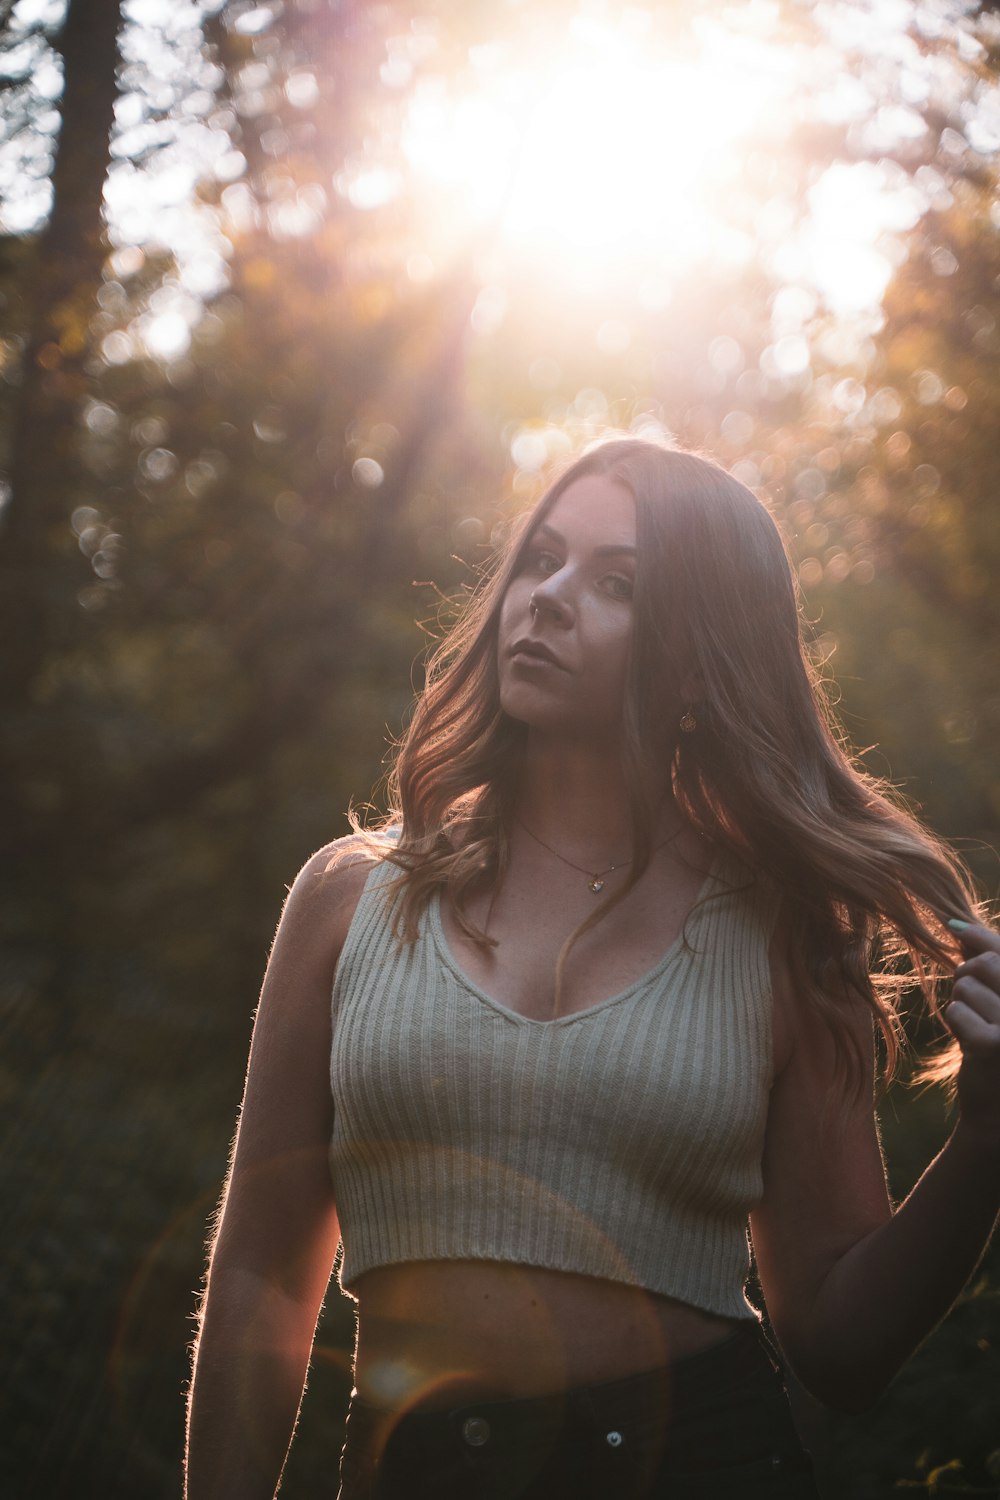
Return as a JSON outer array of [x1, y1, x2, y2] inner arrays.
[[513, 736, 673, 856]]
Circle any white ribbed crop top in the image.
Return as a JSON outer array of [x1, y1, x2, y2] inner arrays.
[[328, 850, 779, 1320]]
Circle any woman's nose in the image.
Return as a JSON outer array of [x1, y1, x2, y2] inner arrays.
[[528, 567, 574, 623], [529, 575, 573, 623]]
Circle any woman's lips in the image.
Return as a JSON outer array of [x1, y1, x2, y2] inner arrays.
[[509, 638, 566, 670]]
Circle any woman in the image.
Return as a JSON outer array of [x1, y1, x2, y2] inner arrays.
[[185, 438, 1000, 1500]]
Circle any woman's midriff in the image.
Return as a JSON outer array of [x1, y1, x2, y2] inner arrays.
[[351, 1261, 745, 1411]]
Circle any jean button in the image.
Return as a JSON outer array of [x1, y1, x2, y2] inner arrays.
[[771, 1454, 783, 1470], [605, 1430, 624, 1448], [462, 1416, 491, 1447]]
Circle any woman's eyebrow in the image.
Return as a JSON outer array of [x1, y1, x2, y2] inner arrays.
[[534, 522, 636, 558]]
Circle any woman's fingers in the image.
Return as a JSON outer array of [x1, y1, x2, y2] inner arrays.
[[954, 949, 1000, 1000], [949, 920, 1000, 958], [945, 989, 1000, 1046], [945, 924, 1000, 1153], [951, 951, 1000, 1029]]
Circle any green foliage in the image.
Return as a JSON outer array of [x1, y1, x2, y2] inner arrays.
[[803, 1081, 1000, 1497], [811, 1242, 1000, 1497], [763, 181, 1000, 897]]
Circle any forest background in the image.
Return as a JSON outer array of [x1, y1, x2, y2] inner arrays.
[[2, 0, 1000, 1495]]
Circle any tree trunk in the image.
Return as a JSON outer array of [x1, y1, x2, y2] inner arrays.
[[0, 0, 124, 705], [0, 0, 124, 1018]]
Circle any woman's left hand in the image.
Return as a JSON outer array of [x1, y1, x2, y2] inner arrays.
[[945, 921, 1000, 1157]]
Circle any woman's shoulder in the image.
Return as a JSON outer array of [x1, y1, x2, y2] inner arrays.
[[283, 833, 389, 961]]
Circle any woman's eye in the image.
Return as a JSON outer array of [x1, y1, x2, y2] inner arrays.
[[530, 550, 560, 576], [603, 573, 634, 600]]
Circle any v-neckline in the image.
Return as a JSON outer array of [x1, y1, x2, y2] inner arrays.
[[427, 848, 722, 1028]]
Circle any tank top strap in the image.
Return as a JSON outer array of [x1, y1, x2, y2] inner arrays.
[[331, 852, 405, 1019]]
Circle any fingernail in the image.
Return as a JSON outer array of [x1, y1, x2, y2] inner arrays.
[[947, 919, 971, 931]]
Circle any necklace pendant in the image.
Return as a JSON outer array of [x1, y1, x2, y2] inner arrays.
[[589, 877, 605, 894]]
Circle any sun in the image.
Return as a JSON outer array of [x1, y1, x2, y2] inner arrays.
[[500, 49, 776, 262], [398, 13, 792, 281], [392, 8, 926, 316]]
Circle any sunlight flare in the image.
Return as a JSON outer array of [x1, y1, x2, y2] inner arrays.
[[391, 6, 957, 316], [400, 17, 794, 278]]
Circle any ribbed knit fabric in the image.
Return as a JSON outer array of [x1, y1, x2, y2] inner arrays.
[[328, 850, 778, 1320]]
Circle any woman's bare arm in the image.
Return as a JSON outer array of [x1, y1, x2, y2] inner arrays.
[[184, 841, 370, 1500], [751, 924, 1000, 1413]]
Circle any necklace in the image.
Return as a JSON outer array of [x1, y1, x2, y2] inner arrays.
[[516, 818, 685, 894]]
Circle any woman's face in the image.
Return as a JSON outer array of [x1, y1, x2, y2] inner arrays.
[[497, 474, 636, 742]]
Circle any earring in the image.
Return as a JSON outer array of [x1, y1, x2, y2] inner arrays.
[[679, 706, 697, 734]]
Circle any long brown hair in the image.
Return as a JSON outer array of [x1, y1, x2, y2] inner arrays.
[[347, 436, 981, 1094]]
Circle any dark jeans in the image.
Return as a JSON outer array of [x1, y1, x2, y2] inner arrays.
[[336, 1323, 821, 1499]]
